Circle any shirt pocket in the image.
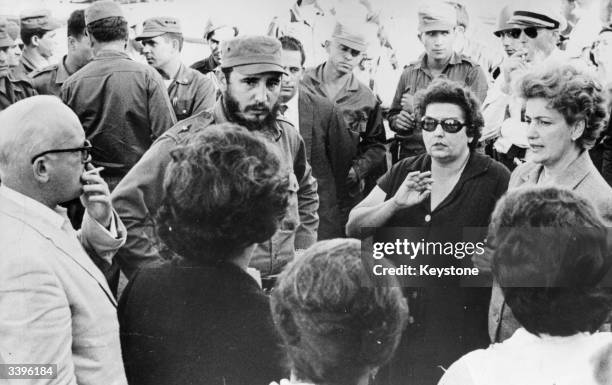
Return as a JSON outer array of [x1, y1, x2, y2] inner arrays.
[[342, 110, 368, 143], [173, 99, 192, 121]]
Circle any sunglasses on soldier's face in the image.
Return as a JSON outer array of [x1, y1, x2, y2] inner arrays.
[[495, 27, 551, 39]]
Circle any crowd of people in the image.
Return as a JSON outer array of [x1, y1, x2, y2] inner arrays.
[[1, 0, 612, 384]]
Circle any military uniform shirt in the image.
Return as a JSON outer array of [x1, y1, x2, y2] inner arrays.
[[0, 72, 37, 110], [167, 62, 217, 121], [61, 49, 176, 177], [30, 55, 71, 97]]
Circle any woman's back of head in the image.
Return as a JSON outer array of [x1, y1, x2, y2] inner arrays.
[[271, 239, 408, 385]]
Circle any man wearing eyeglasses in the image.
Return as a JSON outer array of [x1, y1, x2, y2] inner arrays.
[[387, 1, 488, 163], [0, 96, 128, 384], [300, 21, 387, 200], [482, 3, 568, 170]]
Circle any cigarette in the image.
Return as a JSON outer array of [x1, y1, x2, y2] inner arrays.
[[84, 166, 105, 175]]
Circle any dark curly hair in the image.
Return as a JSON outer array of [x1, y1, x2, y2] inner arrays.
[[270, 239, 409, 385], [489, 186, 612, 337], [156, 123, 289, 264], [518, 65, 610, 150], [415, 78, 484, 150], [86, 17, 128, 43]]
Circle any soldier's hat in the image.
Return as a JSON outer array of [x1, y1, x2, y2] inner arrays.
[[220, 35, 287, 75]]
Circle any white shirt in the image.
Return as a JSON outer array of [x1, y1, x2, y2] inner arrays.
[[283, 93, 300, 133], [439, 328, 612, 385]]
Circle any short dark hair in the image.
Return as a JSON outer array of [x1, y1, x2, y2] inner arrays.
[[279, 35, 306, 66], [271, 239, 409, 385], [518, 65, 609, 150], [490, 186, 612, 336], [67, 9, 86, 39], [415, 78, 484, 150], [21, 29, 47, 46], [156, 123, 289, 263], [162, 32, 183, 52], [86, 17, 128, 43]]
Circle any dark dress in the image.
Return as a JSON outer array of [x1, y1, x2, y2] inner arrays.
[[375, 152, 510, 385], [118, 259, 285, 385]]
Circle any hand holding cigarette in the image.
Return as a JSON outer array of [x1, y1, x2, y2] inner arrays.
[[80, 164, 113, 228]]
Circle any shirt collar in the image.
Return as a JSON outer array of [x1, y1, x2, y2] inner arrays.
[[415, 51, 462, 70], [0, 185, 67, 229], [55, 55, 71, 84], [93, 49, 131, 61], [309, 62, 360, 92], [172, 62, 191, 85], [286, 92, 299, 111]]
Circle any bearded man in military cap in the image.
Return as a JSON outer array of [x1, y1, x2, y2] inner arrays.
[[112, 35, 319, 288]]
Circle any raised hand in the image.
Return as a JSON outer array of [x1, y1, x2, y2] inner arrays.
[[391, 171, 432, 209]]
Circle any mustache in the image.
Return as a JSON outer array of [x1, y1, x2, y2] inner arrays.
[[243, 103, 271, 113]]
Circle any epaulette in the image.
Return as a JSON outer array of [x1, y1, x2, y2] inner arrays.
[[158, 110, 215, 144], [29, 63, 58, 79], [457, 54, 479, 67]]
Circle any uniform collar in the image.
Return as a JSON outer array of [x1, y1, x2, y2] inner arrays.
[[55, 55, 71, 84], [0, 185, 66, 230], [307, 61, 361, 93], [93, 49, 131, 61], [171, 62, 192, 85], [414, 51, 462, 70], [19, 49, 39, 72]]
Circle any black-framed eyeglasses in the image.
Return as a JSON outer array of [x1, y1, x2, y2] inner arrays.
[[420, 117, 466, 133], [30, 140, 92, 164], [495, 27, 551, 39]]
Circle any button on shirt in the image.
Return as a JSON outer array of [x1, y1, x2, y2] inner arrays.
[[166, 62, 217, 121]]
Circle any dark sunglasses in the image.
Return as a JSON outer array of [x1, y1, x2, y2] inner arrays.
[[495, 27, 549, 39], [420, 117, 466, 133], [30, 139, 92, 164]]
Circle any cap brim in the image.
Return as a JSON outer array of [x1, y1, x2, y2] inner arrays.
[[44, 18, 62, 31], [231, 63, 288, 76], [0, 37, 14, 47], [418, 22, 455, 33], [333, 37, 367, 53], [135, 31, 166, 41]]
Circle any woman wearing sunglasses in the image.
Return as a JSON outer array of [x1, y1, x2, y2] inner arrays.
[[489, 64, 612, 343], [346, 79, 509, 385]]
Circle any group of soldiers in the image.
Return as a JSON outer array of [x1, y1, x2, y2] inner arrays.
[[1, 0, 612, 284]]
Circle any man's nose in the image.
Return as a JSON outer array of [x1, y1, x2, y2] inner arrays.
[[253, 83, 268, 103]]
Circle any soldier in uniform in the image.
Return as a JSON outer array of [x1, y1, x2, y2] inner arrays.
[[0, 18, 36, 111], [387, 1, 488, 162], [1, 16, 22, 75], [30, 10, 92, 97], [61, 1, 176, 192], [15, 9, 61, 78], [136, 17, 217, 121], [111, 35, 318, 285], [300, 21, 387, 198], [190, 22, 238, 75]]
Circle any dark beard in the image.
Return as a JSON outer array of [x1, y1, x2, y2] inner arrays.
[[224, 90, 280, 133]]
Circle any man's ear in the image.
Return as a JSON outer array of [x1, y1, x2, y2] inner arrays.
[[32, 158, 50, 183], [417, 33, 423, 43], [31, 35, 40, 48], [67, 35, 76, 52]]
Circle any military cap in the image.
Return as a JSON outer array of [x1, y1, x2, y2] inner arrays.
[[417, 1, 457, 33], [0, 17, 15, 48], [135, 17, 182, 41], [19, 9, 61, 32], [508, 3, 567, 31], [203, 21, 238, 42], [331, 22, 368, 52], [84, 0, 125, 26], [493, 6, 516, 37], [220, 35, 287, 75]]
